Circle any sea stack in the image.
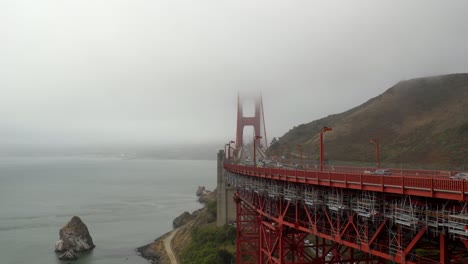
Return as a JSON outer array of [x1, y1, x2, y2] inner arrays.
[[55, 216, 95, 260]]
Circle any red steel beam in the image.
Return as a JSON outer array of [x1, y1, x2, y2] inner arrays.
[[440, 232, 448, 264], [402, 226, 427, 261], [239, 194, 396, 262]]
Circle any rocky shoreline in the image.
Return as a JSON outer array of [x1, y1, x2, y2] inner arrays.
[[137, 232, 170, 264], [137, 186, 215, 264]]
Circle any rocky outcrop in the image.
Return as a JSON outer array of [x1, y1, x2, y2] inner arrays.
[[197, 191, 212, 204], [137, 243, 161, 264], [173, 211, 193, 229], [196, 186, 213, 205], [137, 235, 168, 264], [55, 216, 95, 258], [196, 186, 206, 197], [58, 250, 77, 260]]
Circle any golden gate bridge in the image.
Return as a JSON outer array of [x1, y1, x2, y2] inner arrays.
[[222, 95, 468, 264]]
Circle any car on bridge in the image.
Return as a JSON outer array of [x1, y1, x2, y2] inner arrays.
[[373, 169, 392, 176], [450, 172, 468, 180]]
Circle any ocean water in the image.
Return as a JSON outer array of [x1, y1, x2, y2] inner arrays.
[[0, 157, 216, 264]]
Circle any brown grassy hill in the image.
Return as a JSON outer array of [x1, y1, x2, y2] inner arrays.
[[269, 73, 468, 168]]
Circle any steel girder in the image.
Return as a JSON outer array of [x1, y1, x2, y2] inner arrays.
[[231, 173, 468, 264]]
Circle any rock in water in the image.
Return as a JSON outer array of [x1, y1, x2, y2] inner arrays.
[[55, 216, 95, 254], [55, 240, 64, 252], [58, 250, 77, 260]]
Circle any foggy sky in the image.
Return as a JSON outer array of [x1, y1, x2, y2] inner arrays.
[[1, 0, 468, 151]]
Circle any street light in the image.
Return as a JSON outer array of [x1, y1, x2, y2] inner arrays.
[[370, 139, 380, 169], [228, 140, 235, 160], [297, 144, 303, 168], [320, 126, 332, 171], [224, 144, 229, 160], [253, 135, 262, 167]]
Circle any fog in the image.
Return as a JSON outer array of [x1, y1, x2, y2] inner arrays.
[[1, 0, 468, 155]]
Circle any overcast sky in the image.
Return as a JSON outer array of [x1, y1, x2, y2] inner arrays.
[[1, 0, 468, 150]]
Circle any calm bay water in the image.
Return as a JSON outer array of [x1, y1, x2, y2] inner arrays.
[[0, 157, 216, 264]]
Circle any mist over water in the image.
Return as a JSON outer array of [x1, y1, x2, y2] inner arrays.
[[0, 157, 216, 264]]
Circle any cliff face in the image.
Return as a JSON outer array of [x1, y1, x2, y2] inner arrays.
[[173, 211, 193, 229], [270, 73, 468, 167]]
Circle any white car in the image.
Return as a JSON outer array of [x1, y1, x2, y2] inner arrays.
[[373, 169, 392, 176], [450, 172, 468, 180]]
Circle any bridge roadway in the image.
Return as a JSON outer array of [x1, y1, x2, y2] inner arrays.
[[225, 163, 468, 264]]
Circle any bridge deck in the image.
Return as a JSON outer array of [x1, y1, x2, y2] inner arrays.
[[224, 164, 468, 201]]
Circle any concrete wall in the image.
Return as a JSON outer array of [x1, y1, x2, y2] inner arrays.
[[216, 150, 237, 227]]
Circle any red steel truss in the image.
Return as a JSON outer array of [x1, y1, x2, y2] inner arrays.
[[226, 165, 468, 264], [235, 193, 259, 264]]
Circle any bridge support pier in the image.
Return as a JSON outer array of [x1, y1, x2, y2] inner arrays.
[[217, 150, 236, 227]]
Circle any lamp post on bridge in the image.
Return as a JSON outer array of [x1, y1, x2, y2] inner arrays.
[[370, 138, 380, 169], [320, 126, 332, 171], [297, 144, 303, 168], [224, 144, 229, 160], [227, 140, 235, 160], [253, 135, 262, 167]]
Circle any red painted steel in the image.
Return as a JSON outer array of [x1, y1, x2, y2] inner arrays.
[[235, 194, 259, 264], [236, 191, 391, 264], [229, 163, 468, 264], [225, 164, 468, 202], [236, 95, 268, 150], [370, 139, 380, 169], [319, 127, 332, 171]]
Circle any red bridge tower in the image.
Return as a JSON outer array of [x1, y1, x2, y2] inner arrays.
[[236, 94, 268, 150]]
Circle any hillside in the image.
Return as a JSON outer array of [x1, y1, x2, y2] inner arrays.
[[269, 73, 468, 168], [138, 189, 236, 264]]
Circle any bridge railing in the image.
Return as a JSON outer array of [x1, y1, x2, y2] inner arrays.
[[256, 163, 455, 178], [225, 164, 468, 201]]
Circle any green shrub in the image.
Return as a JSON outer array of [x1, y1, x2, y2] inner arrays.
[[181, 225, 236, 264], [207, 200, 217, 217]]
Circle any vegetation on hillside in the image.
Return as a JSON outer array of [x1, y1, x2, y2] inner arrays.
[[178, 198, 236, 264], [268, 74, 468, 168], [180, 224, 236, 264]]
